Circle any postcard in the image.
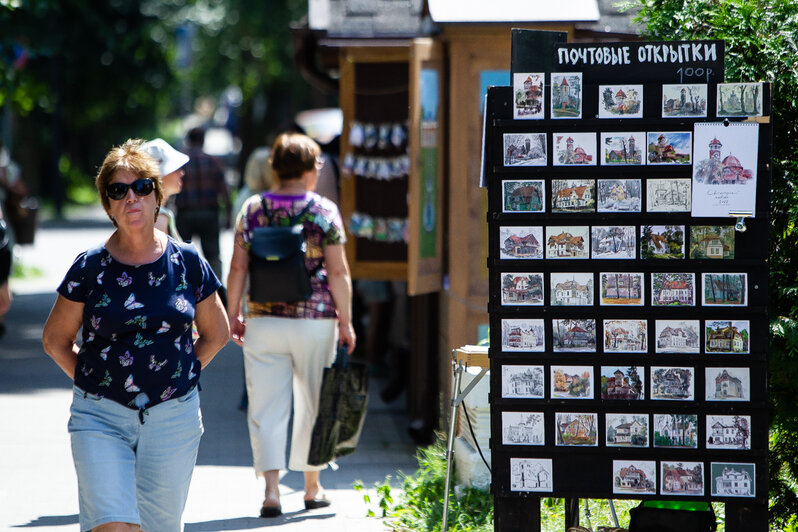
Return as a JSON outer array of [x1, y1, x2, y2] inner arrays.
[[651, 366, 695, 401], [702, 273, 748, 306], [553, 133, 596, 166], [551, 365, 594, 398], [689, 226, 735, 259], [655, 320, 700, 354], [613, 460, 656, 495], [661, 461, 704, 496], [692, 122, 759, 217], [500, 272, 544, 306], [503, 133, 547, 166], [555, 412, 598, 446], [705, 319, 750, 354], [597, 179, 642, 212], [502, 411, 545, 445], [606, 414, 649, 447], [604, 319, 647, 353], [717, 82, 763, 118], [551, 179, 595, 213], [641, 225, 685, 259], [710, 462, 755, 497], [551, 73, 583, 119], [552, 319, 596, 353], [500, 226, 544, 259], [647, 131, 692, 165], [550, 273, 593, 306], [654, 414, 698, 448], [707, 415, 751, 450], [546, 226, 589, 259], [647, 178, 691, 212], [662, 84, 708, 118], [599, 84, 643, 119], [601, 132, 645, 165], [510, 458, 553, 492], [513, 73, 545, 120], [600, 272, 644, 306], [592, 226, 636, 259], [502, 180, 545, 213], [651, 273, 695, 306], [502, 365, 545, 399], [501, 319, 545, 352], [601, 367, 644, 401], [705, 367, 750, 402]]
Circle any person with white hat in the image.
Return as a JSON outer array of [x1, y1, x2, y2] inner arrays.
[[142, 138, 190, 240]]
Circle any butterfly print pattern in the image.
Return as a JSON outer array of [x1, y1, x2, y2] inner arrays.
[[117, 272, 132, 287], [149, 272, 166, 286], [124, 294, 144, 310], [119, 351, 134, 367]]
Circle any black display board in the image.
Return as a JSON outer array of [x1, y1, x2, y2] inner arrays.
[[486, 30, 770, 531]]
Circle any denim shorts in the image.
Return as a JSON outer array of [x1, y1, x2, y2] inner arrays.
[[68, 386, 203, 532]]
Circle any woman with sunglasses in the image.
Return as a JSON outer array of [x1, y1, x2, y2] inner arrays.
[[42, 139, 229, 532]]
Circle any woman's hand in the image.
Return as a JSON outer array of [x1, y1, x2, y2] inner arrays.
[[338, 321, 356, 354], [230, 314, 246, 346]]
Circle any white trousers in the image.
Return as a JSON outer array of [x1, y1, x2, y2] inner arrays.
[[243, 316, 337, 473]]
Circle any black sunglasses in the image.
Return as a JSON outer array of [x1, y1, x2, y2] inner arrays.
[[106, 178, 154, 201]]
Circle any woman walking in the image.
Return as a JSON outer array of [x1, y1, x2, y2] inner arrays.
[[227, 132, 356, 517], [42, 139, 229, 532]]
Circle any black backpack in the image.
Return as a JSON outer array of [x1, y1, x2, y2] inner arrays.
[[248, 196, 317, 303]]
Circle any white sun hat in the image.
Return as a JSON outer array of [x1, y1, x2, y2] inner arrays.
[[141, 138, 189, 177]]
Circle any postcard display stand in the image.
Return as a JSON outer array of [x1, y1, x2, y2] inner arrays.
[[485, 31, 770, 531]]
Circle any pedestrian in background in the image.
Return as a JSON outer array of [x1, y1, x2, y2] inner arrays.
[[175, 127, 230, 284], [41, 139, 229, 532], [142, 138, 189, 240], [0, 203, 11, 338], [232, 146, 274, 220], [226, 132, 356, 518]]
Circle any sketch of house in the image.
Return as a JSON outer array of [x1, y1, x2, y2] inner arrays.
[[715, 466, 753, 496], [503, 367, 544, 398], [658, 326, 699, 351], [555, 185, 593, 209], [709, 417, 749, 448], [714, 369, 744, 399], [511, 459, 552, 491], [614, 420, 646, 444], [603, 368, 641, 400], [604, 321, 646, 352], [657, 279, 693, 304], [601, 273, 642, 301], [564, 326, 591, 346], [553, 278, 591, 305], [707, 323, 746, 352], [647, 179, 690, 211], [663, 465, 703, 494], [504, 413, 544, 445], [652, 367, 692, 399], [648, 132, 691, 164], [502, 274, 543, 304], [504, 183, 544, 211], [547, 231, 586, 257], [656, 415, 696, 447], [616, 465, 654, 490], [697, 234, 730, 258], [503, 233, 541, 258]]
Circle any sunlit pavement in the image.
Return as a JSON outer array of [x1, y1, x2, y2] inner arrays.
[[1, 207, 418, 531]]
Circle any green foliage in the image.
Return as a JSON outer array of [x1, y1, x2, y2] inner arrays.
[[620, 0, 798, 525]]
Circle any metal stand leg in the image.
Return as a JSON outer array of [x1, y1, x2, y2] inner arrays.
[[442, 355, 464, 532]]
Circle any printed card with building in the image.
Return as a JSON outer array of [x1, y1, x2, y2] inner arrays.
[[689, 226, 735, 259], [702, 273, 748, 306], [717, 82, 763, 118], [705, 319, 750, 354], [603, 319, 647, 353], [551, 179, 595, 213], [501, 365, 545, 399], [551, 365, 594, 399], [711, 463, 756, 498], [499, 226, 544, 259], [662, 84, 708, 118], [655, 320, 700, 354], [552, 319, 596, 352], [501, 319, 545, 352], [651, 366, 695, 401], [510, 458, 553, 492], [651, 272, 695, 307], [592, 226, 636, 259], [551, 73, 582, 119], [613, 460, 656, 495], [500, 272, 544, 306], [502, 411, 545, 446], [601, 132, 645, 165], [647, 178, 691, 212], [555, 412, 598, 446], [503, 133, 547, 166], [600, 366, 644, 401], [706, 415, 751, 450], [646, 131, 692, 165], [513, 73, 545, 120], [502, 179, 545, 213], [600, 272, 644, 306], [661, 461, 704, 496], [597, 179, 642, 213], [550, 272, 594, 306], [705, 367, 750, 402], [598, 84, 643, 119], [606, 414, 649, 447], [546, 226, 589, 259], [654, 413, 698, 449], [553, 132, 596, 166], [641, 225, 685, 259]]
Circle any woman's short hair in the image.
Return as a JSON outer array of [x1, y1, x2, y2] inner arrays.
[[244, 147, 274, 192], [96, 139, 163, 227], [270, 133, 320, 182]]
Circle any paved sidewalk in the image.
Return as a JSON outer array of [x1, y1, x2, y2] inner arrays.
[[1, 211, 419, 531]]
